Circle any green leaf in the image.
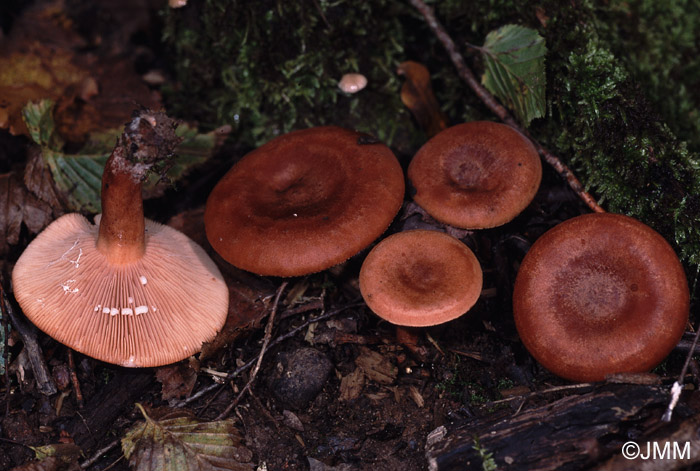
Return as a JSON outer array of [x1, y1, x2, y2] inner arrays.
[[21, 100, 218, 212], [480, 24, 547, 126], [121, 403, 253, 471], [21, 100, 64, 151]]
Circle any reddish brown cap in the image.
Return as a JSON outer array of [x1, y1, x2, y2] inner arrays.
[[204, 126, 405, 277], [513, 213, 689, 382], [359, 230, 483, 327], [407, 121, 542, 229], [12, 213, 229, 367]]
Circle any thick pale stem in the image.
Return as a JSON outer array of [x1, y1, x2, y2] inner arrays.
[[96, 146, 146, 264]]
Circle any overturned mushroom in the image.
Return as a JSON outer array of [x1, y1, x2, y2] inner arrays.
[[12, 111, 229, 367], [204, 126, 405, 277], [513, 213, 689, 382], [408, 121, 542, 229]]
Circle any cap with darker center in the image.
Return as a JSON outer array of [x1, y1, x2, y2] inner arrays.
[[513, 213, 689, 382], [204, 126, 405, 277], [359, 230, 483, 327], [408, 121, 542, 229]]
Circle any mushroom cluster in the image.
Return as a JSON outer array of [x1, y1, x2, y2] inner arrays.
[[513, 213, 689, 382], [12, 111, 229, 367]]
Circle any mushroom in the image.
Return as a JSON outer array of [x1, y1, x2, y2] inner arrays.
[[359, 230, 483, 327], [338, 73, 368, 94], [407, 121, 542, 229], [12, 110, 229, 367], [513, 213, 689, 382], [204, 126, 405, 277]]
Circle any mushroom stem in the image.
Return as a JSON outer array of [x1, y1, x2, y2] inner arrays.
[[95, 110, 180, 264], [96, 146, 146, 264]]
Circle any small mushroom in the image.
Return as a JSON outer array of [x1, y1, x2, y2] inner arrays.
[[338, 73, 368, 94], [359, 230, 483, 327], [12, 111, 228, 367], [513, 213, 689, 382], [407, 121, 542, 229], [204, 126, 405, 277]]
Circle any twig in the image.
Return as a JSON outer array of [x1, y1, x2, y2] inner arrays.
[[408, 0, 605, 214], [0, 277, 57, 396], [67, 349, 84, 408], [487, 382, 594, 406], [80, 438, 120, 469], [176, 300, 364, 408], [662, 323, 700, 422], [215, 281, 288, 420], [2, 286, 11, 416]]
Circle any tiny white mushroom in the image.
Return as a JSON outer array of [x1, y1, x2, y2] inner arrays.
[[122, 307, 134, 316], [139, 275, 147, 285], [110, 308, 119, 316], [338, 73, 368, 94]]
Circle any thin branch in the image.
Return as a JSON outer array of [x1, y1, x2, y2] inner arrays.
[[0, 276, 57, 396], [662, 324, 700, 422], [487, 382, 595, 406], [408, 0, 605, 214], [215, 281, 288, 420], [80, 438, 120, 469]]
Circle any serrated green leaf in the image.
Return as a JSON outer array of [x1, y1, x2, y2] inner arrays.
[[481, 24, 547, 126], [122, 403, 253, 471], [21, 100, 64, 151], [21, 100, 218, 212]]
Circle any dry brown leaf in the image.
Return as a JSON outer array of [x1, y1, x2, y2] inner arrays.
[[9, 443, 81, 471], [408, 385, 424, 408], [0, 0, 159, 143], [355, 347, 397, 385], [155, 363, 198, 401], [339, 368, 365, 402], [167, 208, 276, 360], [397, 61, 449, 138], [0, 170, 59, 256]]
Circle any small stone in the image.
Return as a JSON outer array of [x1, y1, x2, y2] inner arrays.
[[268, 348, 333, 409]]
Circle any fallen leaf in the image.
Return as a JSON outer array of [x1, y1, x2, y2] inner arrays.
[[9, 456, 79, 471], [30, 443, 82, 463], [0, 170, 59, 256], [408, 385, 424, 408], [397, 61, 449, 138], [167, 208, 275, 360], [121, 404, 254, 471], [355, 347, 397, 385], [155, 363, 198, 401], [22, 100, 220, 213], [339, 368, 365, 402], [0, 0, 159, 141], [481, 24, 547, 126]]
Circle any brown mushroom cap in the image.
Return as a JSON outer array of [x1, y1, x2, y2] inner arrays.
[[407, 121, 542, 229], [204, 126, 405, 277], [359, 230, 483, 327], [513, 213, 689, 382], [12, 213, 229, 367]]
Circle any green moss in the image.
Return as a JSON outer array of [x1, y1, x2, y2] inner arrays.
[[162, 0, 416, 147]]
